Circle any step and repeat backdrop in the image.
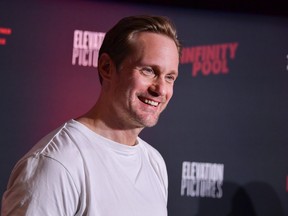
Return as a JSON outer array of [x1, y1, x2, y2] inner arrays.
[[1, 0, 288, 215]]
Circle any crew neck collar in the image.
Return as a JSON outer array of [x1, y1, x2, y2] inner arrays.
[[69, 119, 142, 154]]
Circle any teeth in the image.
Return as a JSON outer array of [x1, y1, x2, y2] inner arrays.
[[144, 99, 159, 107]]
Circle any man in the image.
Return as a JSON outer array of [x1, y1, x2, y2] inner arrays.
[[1, 15, 181, 215]]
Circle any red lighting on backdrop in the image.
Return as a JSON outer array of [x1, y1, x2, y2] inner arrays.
[[0, 27, 12, 46]]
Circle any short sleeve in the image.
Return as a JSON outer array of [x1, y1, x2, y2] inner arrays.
[[1, 154, 79, 216]]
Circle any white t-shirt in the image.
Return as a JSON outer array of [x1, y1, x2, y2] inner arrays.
[[2, 119, 168, 216]]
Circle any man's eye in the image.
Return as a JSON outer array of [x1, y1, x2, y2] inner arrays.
[[141, 67, 154, 75], [166, 75, 176, 83]]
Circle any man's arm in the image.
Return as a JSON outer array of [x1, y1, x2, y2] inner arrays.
[[1, 155, 79, 215]]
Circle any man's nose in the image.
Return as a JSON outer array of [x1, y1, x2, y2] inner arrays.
[[148, 77, 166, 97]]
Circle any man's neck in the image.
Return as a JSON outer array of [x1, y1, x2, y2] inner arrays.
[[76, 112, 143, 146]]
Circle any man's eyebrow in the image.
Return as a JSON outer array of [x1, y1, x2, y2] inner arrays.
[[167, 70, 179, 76]]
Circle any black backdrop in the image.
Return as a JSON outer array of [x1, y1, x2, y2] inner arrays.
[[1, 0, 288, 215]]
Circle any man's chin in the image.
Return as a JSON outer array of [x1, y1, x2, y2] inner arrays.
[[133, 112, 160, 128], [142, 118, 159, 128]]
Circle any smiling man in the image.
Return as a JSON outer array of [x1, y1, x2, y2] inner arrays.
[[1, 15, 182, 216]]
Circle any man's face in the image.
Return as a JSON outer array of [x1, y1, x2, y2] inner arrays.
[[109, 32, 179, 129]]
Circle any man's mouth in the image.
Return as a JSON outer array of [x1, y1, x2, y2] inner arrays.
[[139, 97, 159, 107], [144, 99, 159, 107]]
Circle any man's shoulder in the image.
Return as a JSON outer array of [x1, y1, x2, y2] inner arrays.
[[138, 137, 166, 166], [8, 120, 86, 188], [27, 120, 80, 158], [15, 119, 89, 177]]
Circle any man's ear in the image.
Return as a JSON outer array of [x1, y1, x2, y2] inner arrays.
[[98, 53, 115, 83]]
